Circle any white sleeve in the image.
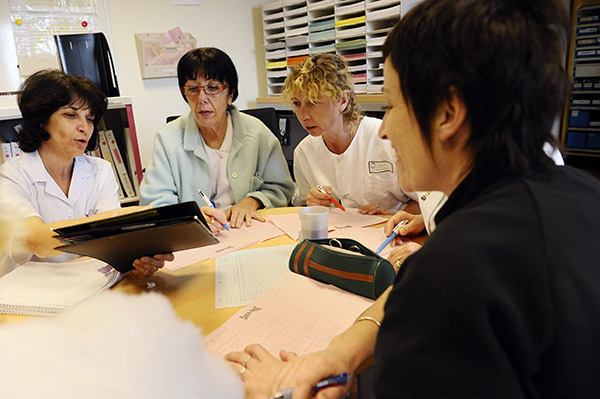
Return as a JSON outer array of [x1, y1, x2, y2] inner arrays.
[[0, 162, 42, 220]]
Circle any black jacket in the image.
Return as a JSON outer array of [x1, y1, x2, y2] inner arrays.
[[373, 166, 600, 399]]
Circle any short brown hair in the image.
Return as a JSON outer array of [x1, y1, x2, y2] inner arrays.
[[17, 69, 107, 152]]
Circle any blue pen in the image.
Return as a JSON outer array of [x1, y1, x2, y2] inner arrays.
[[197, 189, 230, 231], [375, 219, 408, 254], [270, 372, 350, 399]]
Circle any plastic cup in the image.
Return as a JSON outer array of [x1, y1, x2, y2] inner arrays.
[[298, 206, 329, 240]]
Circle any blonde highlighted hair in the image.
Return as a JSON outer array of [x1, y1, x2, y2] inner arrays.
[[282, 54, 362, 127]]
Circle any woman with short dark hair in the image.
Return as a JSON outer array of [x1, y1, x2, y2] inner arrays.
[[140, 47, 295, 228], [226, 1, 600, 397], [0, 69, 173, 276]]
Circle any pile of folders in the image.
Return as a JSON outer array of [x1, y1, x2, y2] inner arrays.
[[52, 201, 218, 273]]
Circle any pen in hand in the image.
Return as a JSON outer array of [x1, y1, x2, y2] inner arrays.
[[197, 189, 230, 231], [270, 372, 350, 399], [375, 219, 408, 254], [317, 185, 346, 212]]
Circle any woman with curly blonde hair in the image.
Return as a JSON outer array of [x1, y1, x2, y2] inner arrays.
[[285, 53, 411, 214]]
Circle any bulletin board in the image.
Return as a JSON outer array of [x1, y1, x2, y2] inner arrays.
[[1, 0, 111, 93], [8, 0, 100, 77]]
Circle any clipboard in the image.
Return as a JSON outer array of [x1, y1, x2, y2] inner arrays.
[[53, 202, 219, 273]]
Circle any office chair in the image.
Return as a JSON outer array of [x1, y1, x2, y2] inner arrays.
[[166, 108, 282, 141], [55, 33, 120, 98], [240, 107, 279, 138]]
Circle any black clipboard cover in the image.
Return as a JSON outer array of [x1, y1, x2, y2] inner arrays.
[[52, 202, 219, 273]]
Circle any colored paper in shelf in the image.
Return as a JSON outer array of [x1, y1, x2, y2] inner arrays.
[[287, 55, 309, 67], [309, 18, 335, 33], [344, 52, 367, 61], [351, 73, 367, 83], [267, 60, 287, 69], [337, 38, 367, 51], [310, 42, 336, 54], [309, 29, 335, 42], [335, 15, 366, 28]]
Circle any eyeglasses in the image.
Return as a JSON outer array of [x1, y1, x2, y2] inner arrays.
[[182, 82, 228, 97]]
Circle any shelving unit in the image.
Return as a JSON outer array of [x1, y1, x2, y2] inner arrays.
[[562, 0, 600, 156], [0, 95, 143, 205], [262, 0, 401, 96]]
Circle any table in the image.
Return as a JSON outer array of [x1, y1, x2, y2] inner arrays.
[[0, 204, 426, 331]]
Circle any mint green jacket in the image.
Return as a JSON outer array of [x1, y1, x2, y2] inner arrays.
[[140, 106, 294, 208]]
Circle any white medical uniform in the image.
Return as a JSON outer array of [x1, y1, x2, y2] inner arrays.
[[292, 116, 411, 213], [0, 150, 120, 264]]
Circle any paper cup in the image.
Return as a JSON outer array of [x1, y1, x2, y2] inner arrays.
[[298, 206, 329, 240]]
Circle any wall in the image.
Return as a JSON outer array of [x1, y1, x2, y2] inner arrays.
[[0, 0, 271, 166], [0, 2, 20, 91], [1, 0, 573, 164], [104, 0, 270, 166]]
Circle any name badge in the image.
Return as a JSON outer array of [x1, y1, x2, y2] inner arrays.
[[368, 161, 393, 174]]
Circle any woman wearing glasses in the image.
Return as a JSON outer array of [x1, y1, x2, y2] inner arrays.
[[140, 48, 295, 228]]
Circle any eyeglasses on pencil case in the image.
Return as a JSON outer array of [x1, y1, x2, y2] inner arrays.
[[288, 238, 395, 300]]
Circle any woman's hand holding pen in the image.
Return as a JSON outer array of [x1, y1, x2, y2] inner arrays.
[[307, 185, 334, 207], [272, 348, 351, 399], [226, 343, 351, 399], [384, 211, 425, 271], [200, 206, 229, 233], [384, 211, 425, 241]]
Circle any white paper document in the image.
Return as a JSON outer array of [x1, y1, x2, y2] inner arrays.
[[204, 271, 374, 357], [215, 245, 296, 309], [166, 221, 285, 271], [268, 208, 385, 240]]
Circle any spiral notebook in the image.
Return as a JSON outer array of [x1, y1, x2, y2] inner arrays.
[[0, 258, 121, 316]]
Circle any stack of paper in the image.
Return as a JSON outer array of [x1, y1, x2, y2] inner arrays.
[[0, 259, 121, 316], [337, 38, 367, 51], [310, 42, 336, 54], [309, 29, 335, 43]]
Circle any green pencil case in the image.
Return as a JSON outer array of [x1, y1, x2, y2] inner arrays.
[[288, 238, 395, 300]]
